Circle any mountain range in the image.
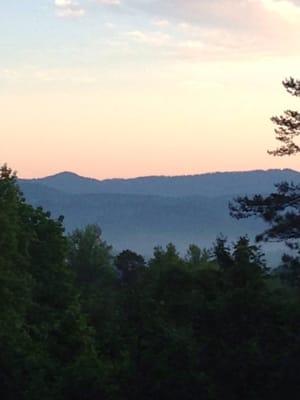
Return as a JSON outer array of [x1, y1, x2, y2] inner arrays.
[[19, 169, 300, 260]]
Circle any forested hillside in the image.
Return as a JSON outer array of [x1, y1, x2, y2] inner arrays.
[[2, 164, 300, 400], [19, 181, 265, 253], [22, 169, 300, 197], [19, 169, 300, 256]]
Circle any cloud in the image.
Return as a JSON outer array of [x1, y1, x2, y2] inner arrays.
[[56, 8, 85, 17], [152, 19, 170, 28], [96, 0, 121, 5], [34, 68, 96, 83], [104, 22, 116, 28], [55, 0, 73, 6], [125, 0, 300, 32], [128, 0, 300, 59], [54, 0, 85, 18], [0, 67, 96, 84], [260, 0, 300, 22], [0, 69, 20, 80], [126, 30, 171, 47], [53, 0, 300, 60]]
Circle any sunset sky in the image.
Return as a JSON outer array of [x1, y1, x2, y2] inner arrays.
[[1, 0, 300, 179]]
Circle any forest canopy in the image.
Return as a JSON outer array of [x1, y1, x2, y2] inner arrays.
[[1, 163, 300, 400]]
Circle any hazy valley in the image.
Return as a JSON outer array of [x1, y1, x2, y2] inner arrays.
[[19, 168, 300, 259]]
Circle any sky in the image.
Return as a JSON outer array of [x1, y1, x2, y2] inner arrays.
[[1, 0, 300, 179]]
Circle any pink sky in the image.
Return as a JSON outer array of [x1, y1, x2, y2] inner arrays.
[[1, 0, 300, 178]]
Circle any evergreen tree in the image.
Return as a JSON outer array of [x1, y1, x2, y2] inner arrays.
[[230, 78, 300, 279]]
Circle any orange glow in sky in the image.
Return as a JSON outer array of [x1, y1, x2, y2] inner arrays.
[[1, 1, 300, 178]]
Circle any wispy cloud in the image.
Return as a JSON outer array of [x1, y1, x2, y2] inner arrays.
[[104, 22, 116, 29], [260, 0, 300, 22], [0, 66, 96, 84], [0, 69, 20, 80], [55, 0, 73, 6], [152, 19, 170, 28], [52, 0, 300, 60], [148, 1, 300, 59], [126, 0, 300, 26], [54, 0, 85, 18], [126, 31, 171, 47], [96, 0, 121, 5]]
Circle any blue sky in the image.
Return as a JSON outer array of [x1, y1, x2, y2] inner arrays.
[[3, 0, 300, 76]]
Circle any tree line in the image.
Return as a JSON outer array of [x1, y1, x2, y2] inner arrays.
[[1, 78, 300, 399], [0, 164, 300, 400]]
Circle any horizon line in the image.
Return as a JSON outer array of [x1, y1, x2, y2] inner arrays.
[[18, 167, 300, 182]]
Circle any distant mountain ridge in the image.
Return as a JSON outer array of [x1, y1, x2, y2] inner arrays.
[[18, 169, 300, 259], [21, 169, 300, 198]]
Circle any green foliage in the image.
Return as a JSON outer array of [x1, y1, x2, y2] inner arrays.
[[67, 224, 118, 363], [2, 163, 300, 399], [115, 249, 146, 285], [68, 224, 114, 287], [0, 166, 102, 399]]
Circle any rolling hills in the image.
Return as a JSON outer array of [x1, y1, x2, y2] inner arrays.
[[19, 169, 300, 258]]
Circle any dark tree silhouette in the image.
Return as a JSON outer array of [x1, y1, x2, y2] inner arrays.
[[3, 163, 300, 399], [230, 78, 300, 251], [115, 249, 146, 284], [269, 78, 300, 156]]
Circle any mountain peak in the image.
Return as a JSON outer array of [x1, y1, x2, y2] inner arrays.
[[45, 171, 82, 179]]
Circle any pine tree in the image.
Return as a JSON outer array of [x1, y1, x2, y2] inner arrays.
[[230, 78, 300, 252]]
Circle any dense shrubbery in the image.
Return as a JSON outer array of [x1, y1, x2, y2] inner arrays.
[[1, 164, 300, 400]]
